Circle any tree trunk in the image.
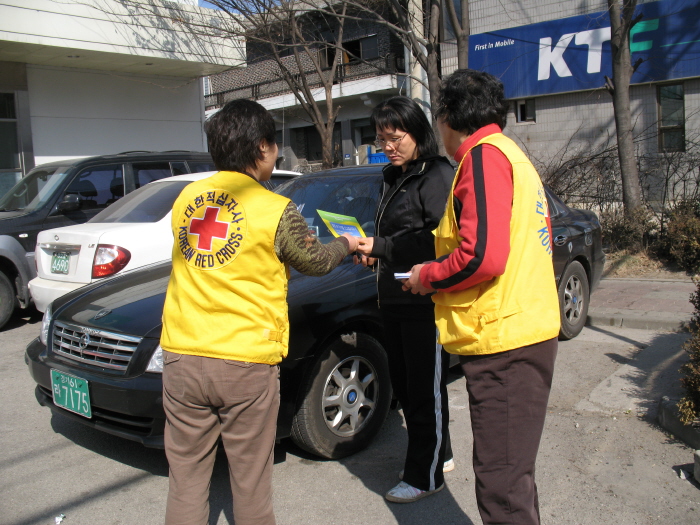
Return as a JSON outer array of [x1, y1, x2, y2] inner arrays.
[[425, 0, 445, 153], [457, 0, 469, 69], [608, 0, 644, 216]]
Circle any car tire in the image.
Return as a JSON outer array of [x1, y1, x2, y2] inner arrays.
[[0, 271, 15, 330], [558, 260, 590, 340], [291, 332, 391, 459]]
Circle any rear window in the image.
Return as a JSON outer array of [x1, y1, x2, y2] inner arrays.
[[89, 180, 191, 223], [133, 162, 173, 188], [545, 187, 567, 219], [278, 175, 380, 242]]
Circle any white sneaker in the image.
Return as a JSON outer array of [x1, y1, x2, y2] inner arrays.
[[442, 458, 455, 473], [385, 481, 444, 503], [399, 458, 455, 480]]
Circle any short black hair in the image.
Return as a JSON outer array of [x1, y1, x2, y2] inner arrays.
[[370, 96, 439, 157], [204, 99, 276, 172], [435, 69, 509, 135]]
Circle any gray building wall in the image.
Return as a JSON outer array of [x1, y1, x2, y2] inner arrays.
[[445, 0, 699, 196]]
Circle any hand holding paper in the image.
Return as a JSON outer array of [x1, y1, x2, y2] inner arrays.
[[401, 264, 435, 295], [316, 209, 366, 238]]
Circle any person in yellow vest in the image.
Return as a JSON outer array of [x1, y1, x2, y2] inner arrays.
[[402, 69, 560, 525], [160, 99, 358, 525]]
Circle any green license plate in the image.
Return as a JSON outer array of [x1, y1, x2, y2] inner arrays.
[[51, 369, 92, 418], [50, 252, 70, 274]]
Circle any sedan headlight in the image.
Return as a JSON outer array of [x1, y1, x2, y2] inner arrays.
[[146, 345, 163, 373], [40, 304, 52, 346]]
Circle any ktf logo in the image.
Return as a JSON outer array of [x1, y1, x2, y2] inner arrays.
[[538, 19, 659, 81]]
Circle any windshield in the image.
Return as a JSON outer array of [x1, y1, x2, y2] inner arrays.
[[90, 180, 192, 223], [277, 175, 380, 243], [0, 166, 72, 213]]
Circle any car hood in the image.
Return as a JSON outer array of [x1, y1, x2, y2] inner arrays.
[[53, 262, 173, 338], [52, 259, 371, 340]]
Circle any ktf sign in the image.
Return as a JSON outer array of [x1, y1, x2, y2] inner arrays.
[[469, 0, 700, 99]]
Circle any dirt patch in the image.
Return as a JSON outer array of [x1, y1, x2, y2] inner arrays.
[[603, 250, 694, 280]]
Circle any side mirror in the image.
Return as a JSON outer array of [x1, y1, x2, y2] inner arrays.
[[57, 193, 80, 213]]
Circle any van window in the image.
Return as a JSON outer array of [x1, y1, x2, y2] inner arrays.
[[66, 165, 122, 210], [0, 166, 71, 213], [187, 160, 216, 173]]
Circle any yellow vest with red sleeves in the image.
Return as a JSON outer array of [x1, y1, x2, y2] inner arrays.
[[432, 133, 560, 355], [160, 171, 292, 364]]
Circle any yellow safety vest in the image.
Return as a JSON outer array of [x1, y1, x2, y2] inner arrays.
[[433, 133, 560, 355], [161, 171, 292, 364]]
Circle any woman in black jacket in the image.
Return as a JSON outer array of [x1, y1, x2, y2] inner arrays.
[[355, 97, 456, 503]]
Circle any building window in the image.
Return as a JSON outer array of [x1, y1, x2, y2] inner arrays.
[[342, 35, 379, 64], [319, 45, 337, 70], [0, 92, 21, 195], [658, 84, 685, 152], [516, 99, 536, 123]]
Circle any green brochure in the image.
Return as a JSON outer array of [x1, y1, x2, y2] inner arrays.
[[316, 209, 366, 238]]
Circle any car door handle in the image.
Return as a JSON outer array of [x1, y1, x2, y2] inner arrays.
[[553, 235, 568, 246]]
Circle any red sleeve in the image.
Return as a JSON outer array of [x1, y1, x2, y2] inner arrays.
[[420, 144, 513, 293]]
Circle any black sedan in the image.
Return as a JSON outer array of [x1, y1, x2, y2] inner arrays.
[[26, 165, 604, 458]]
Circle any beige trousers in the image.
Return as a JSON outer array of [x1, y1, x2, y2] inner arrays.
[[162, 351, 279, 525]]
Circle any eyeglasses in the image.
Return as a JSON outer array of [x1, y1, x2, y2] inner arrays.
[[374, 134, 407, 149]]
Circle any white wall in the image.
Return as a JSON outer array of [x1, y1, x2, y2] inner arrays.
[[28, 65, 207, 164], [0, 0, 244, 75]]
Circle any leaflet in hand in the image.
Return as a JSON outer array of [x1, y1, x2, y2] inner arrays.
[[316, 209, 366, 238]]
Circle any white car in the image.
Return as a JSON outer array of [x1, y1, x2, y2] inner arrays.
[[29, 169, 299, 312]]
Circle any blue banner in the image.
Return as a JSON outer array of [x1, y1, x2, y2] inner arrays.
[[468, 0, 700, 99]]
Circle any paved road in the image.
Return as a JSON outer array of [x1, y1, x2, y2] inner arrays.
[[2, 308, 699, 525]]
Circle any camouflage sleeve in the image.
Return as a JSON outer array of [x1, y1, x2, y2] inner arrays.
[[275, 202, 350, 276]]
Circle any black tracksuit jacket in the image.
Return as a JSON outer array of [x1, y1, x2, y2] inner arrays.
[[369, 155, 456, 306]]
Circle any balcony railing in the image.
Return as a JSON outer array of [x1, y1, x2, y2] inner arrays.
[[205, 54, 404, 110]]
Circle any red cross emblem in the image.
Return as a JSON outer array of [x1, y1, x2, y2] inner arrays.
[[189, 207, 229, 251]]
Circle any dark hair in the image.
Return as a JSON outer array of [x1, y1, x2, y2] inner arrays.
[[370, 96, 439, 157], [435, 69, 509, 135], [204, 99, 276, 172]]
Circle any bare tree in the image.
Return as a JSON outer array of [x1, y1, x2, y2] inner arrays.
[[76, 0, 470, 163], [306, 0, 470, 150], [85, 0, 400, 169], [377, 0, 469, 135], [606, 0, 645, 216]]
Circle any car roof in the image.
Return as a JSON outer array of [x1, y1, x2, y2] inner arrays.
[[29, 151, 214, 170], [299, 165, 385, 178], [129, 168, 305, 185]]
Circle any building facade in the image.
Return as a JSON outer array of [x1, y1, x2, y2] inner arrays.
[[205, 0, 699, 198], [0, 0, 244, 194], [205, 13, 407, 171], [458, 0, 700, 202]]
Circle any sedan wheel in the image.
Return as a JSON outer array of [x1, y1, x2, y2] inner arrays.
[[291, 333, 391, 459], [558, 260, 590, 340]]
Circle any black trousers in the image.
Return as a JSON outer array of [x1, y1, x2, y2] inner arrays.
[[381, 304, 452, 492], [460, 337, 558, 525]]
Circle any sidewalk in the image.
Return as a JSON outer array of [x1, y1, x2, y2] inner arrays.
[[587, 277, 696, 332]]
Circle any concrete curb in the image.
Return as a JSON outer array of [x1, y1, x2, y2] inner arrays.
[[587, 308, 691, 332], [657, 396, 700, 450]]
